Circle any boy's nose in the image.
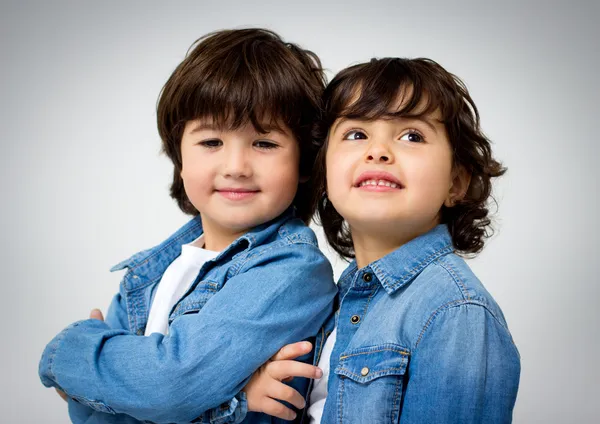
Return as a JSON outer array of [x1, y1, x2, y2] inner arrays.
[[223, 150, 252, 178]]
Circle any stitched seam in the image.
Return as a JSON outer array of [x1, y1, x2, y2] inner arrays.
[[340, 347, 409, 359], [435, 259, 470, 300], [124, 282, 135, 332], [338, 376, 344, 424], [414, 299, 509, 349], [391, 372, 403, 422], [415, 299, 466, 348], [338, 367, 406, 380], [361, 285, 379, 318]]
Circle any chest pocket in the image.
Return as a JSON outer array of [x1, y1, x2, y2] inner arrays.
[[334, 344, 409, 424], [168, 280, 219, 323]]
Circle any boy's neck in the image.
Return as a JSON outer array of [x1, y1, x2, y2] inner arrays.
[[200, 220, 249, 251], [351, 221, 439, 269]]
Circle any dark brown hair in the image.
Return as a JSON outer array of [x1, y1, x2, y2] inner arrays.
[[312, 58, 506, 258], [157, 28, 325, 224]]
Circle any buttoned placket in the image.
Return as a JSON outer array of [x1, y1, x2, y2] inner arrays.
[[332, 269, 380, 365]]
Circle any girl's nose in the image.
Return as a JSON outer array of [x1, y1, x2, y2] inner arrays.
[[364, 141, 394, 164], [366, 153, 390, 162]]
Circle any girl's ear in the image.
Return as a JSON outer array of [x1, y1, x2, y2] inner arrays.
[[299, 175, 310, 183], [444, 165, 471, 207]]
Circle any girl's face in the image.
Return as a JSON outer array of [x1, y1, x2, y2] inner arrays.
[[326, 108, 465, 242]]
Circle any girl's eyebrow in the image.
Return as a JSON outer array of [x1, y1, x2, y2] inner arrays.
[[330, 118, 348, 135], [330, 116, 441, 134], [402, 116, 440, 134]]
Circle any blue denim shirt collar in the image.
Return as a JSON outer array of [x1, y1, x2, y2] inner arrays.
[[110, 208, 296, 290], [341, 224, 454, 295]]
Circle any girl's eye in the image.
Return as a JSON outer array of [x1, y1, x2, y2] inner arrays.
[[343, 130, 368, 140], [400, 131, 423, 143], [254, 140, 278, 149], [199, 139, 222, 148]]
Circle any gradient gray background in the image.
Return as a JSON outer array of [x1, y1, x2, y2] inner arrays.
[[2, 0, 598, 422]]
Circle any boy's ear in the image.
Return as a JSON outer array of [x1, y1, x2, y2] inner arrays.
[[444, 165, 471, 207]]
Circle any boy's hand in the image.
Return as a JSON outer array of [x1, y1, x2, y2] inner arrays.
[[54, 309, 105, 402], [244, 341, 322, 421], [89, 308, 104, 321]]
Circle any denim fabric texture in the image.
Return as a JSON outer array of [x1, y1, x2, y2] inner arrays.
[[39, 209, 337, 423], [303, 225, 520, 424]]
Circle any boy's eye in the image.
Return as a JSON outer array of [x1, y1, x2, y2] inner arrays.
[[400, 131, 423, 143], [343, 130, 368, 140], [199, 139, 222, 148], [254, 140, 278, 149]]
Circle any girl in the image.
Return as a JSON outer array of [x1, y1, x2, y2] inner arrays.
[[249, 58, 521, 423]]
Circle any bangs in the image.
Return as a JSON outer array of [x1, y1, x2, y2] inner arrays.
[[326, 58, 465, 125], [176, 68, 302, 134], [168, 33, 319, 135]]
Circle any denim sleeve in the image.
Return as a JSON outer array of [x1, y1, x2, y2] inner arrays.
[[39, 243, 336, 424], [60, 290, 139, 424], [399, 303, 521, 424]]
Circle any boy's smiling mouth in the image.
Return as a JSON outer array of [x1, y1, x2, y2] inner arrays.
[[354, 171, 404, 190], [216, 187, 260, 200]]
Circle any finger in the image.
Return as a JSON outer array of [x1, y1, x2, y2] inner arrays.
[[272, 341, 312, 361], [268, 360, 323, 381], [55, 388, 68, 402], [268, 381, 306, 410], [89, 309, 104, 321], [260, 397, 296, 421]]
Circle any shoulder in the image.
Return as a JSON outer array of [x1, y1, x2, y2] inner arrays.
[[233, 218, 330, 275], [276, 217, 320, 246], [389, 253, 513, 349], [248, 218, 321, 258], [411, 253, 505, 319]]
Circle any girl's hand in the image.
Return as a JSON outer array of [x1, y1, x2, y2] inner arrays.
[[54, 309, 105, 402], [244, 341, 322, 421]]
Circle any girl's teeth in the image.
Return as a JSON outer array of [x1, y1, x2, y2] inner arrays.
[[359, 179, 399, 188]]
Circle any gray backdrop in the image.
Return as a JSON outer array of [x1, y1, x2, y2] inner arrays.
[[2, 0, 598, 422]]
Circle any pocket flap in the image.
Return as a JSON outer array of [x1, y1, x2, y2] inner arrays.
[[334, 344, 409, 383]]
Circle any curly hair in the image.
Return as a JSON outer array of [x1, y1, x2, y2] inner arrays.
[[312, 58, 506, 258], [156, 28, 325, 224]]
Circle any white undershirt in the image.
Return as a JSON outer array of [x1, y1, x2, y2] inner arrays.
[[144, 235, 220, 336], [307, 325, 337, 423]]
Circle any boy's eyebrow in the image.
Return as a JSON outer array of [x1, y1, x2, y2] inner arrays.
[[189, 122, 218, 134], [259, 124, 289, 136], [188, 122, 289, 136]]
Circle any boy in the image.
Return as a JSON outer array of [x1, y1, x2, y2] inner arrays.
[[39, 28, 336, 423]]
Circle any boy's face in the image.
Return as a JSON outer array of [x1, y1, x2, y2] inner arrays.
[[325, 106, 465, 244], [180, 118, 300, 250]]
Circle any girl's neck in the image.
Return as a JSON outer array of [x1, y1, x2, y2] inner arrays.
[[351, 221, 439, 269]]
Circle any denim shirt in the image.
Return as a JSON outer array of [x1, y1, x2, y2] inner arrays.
[[39, 210, 337, 424], [304, 225, 520, 424]]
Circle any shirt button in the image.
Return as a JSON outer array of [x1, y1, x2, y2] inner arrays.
[[361, 367, 369, 376], [362, 273, 373, 282], [350, 315, 361, 324]]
